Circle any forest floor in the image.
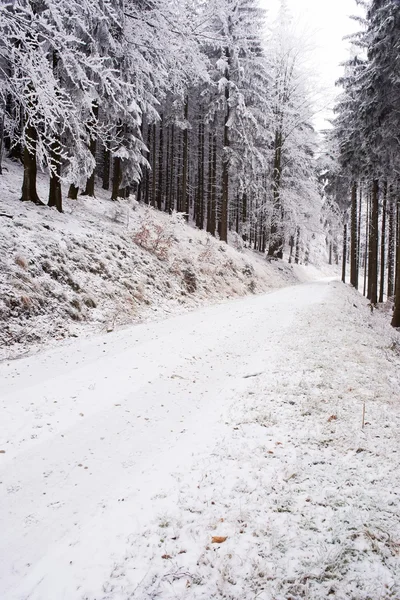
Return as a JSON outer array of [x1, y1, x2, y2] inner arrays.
[[0, 159, 326, 361], [1, 279, 400, 600]]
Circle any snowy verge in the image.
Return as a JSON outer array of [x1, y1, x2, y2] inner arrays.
[[88, 282, 400, 600], [0, 159, 329, 360]]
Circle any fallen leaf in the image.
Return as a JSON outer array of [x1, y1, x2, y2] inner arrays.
[[328, 415, 337, 422], [162, 554, 172, 559], [212, 536, 228, 544], [0, 450, 5, 454]]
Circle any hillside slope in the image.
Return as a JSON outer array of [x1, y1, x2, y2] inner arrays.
[[1, 160, 323, 360]]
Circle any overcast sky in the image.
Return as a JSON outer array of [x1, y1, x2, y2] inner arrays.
[[262, 0, 364, 129]]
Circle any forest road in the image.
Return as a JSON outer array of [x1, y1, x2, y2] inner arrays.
[[0, 279, 330, 599]]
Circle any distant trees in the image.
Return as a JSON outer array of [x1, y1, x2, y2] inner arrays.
[[0, 0, 323, 265]]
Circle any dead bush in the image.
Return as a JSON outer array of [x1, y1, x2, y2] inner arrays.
[[133, 221, 174, 260], [14, 255, 28, 269], [182, 269, 197, 293]]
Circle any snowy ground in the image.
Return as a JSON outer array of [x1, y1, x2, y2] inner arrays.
[[1, 279, 400, 600], [0, 159, 322, 361]]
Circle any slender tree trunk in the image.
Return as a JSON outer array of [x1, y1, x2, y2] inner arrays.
[[295, 226, 300, 264], [387, 189, 395, 298], [342, 222, 348, 283], [363, 193, 370, 296], [242, 192, 248, 242], [357, 184, 362, 278], [268, 130, 284, 258], [48, 135, 62, 212], [391, 241, 400, 327], [207, 131, 217, 237], [196, 122, 205, 229], [111, 157, 122, 201], [329, 242, 333, 265], [169, 123, 175, 212], [82, 103, 99, 197], [368, 180, 379, 304], [0, 111, 5, 176], [157, 115, 164, 210], [20, 124, 43, 205], [220, 53, 230, 243], [350, 181, 358, 288], [102, 143, 111, 190], [182, 97, 189, 220], [379, 181, 387, 303], [144, 122, 151, 205]]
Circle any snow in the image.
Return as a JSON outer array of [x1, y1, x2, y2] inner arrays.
[[0, 159, 319, 361], [1, 279, 400, 600]]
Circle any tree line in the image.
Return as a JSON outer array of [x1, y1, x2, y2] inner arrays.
[[0, 0, 322, 261], [328, 0, 400, 327]]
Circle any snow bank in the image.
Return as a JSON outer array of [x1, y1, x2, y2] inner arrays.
[[0, 160, 320, 360]]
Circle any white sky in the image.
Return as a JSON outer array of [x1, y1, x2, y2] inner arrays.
[[262, 0, 364, 129]]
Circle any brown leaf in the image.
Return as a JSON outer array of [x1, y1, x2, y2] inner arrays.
[[0, 450, 5, 454], [162, 554, 172, 559], [328, 415, 337, 422], [212, 536, 228, 544]]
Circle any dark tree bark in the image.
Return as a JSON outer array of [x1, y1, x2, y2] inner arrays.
[[391, 241, 400, 327], [111, 156, 122, 201], [295, 226, 300, 264], [387, 189, 395, 298], [182, 97, 189, 220], [363, 192, 370, 297], [102, 143, 111, 191], [368, 180, 379, 304], [144, 122, 151, 205], [68, 184, 79, 200], [0, 111, 5, 176], [220, 51, 230, 243], [342, 222, 348, 283], [350, 181, 358, 288], [20, 124, 44, 205], [151, 122, 156, 207], [82, 103, 99, 197], [48, 136, 62, 212], [268, 129, 284, 258], [157, 115, 164, 210], [379, 181, 387, 303]]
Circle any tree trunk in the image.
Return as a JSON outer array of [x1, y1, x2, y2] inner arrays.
[[220, 52, 230, 243], [0, 111, 5, 176], [391, 242, 400, 327], [102, 143, 111, 191], [368, 180, 379, 304], [295, 226, 300, 264], [48, 136, 62, 212], [20, 124, 43, 205], [268, 129, 284, 258], [151, 122, 156, 207], [342, 222, 347, 283], [207, 131, 217, 237], [82, 103, 99, 197], [182, 97, 189, 220], [379, 181, 387, 303], [350, 181, 358, 289], [289, 235, 295, 264], [387, 189, 395, 298], [157, 115, 164, 210], [111, 157, 122, 201]]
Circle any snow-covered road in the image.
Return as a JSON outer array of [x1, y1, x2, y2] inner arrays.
[[1, 280, 400, 600]]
